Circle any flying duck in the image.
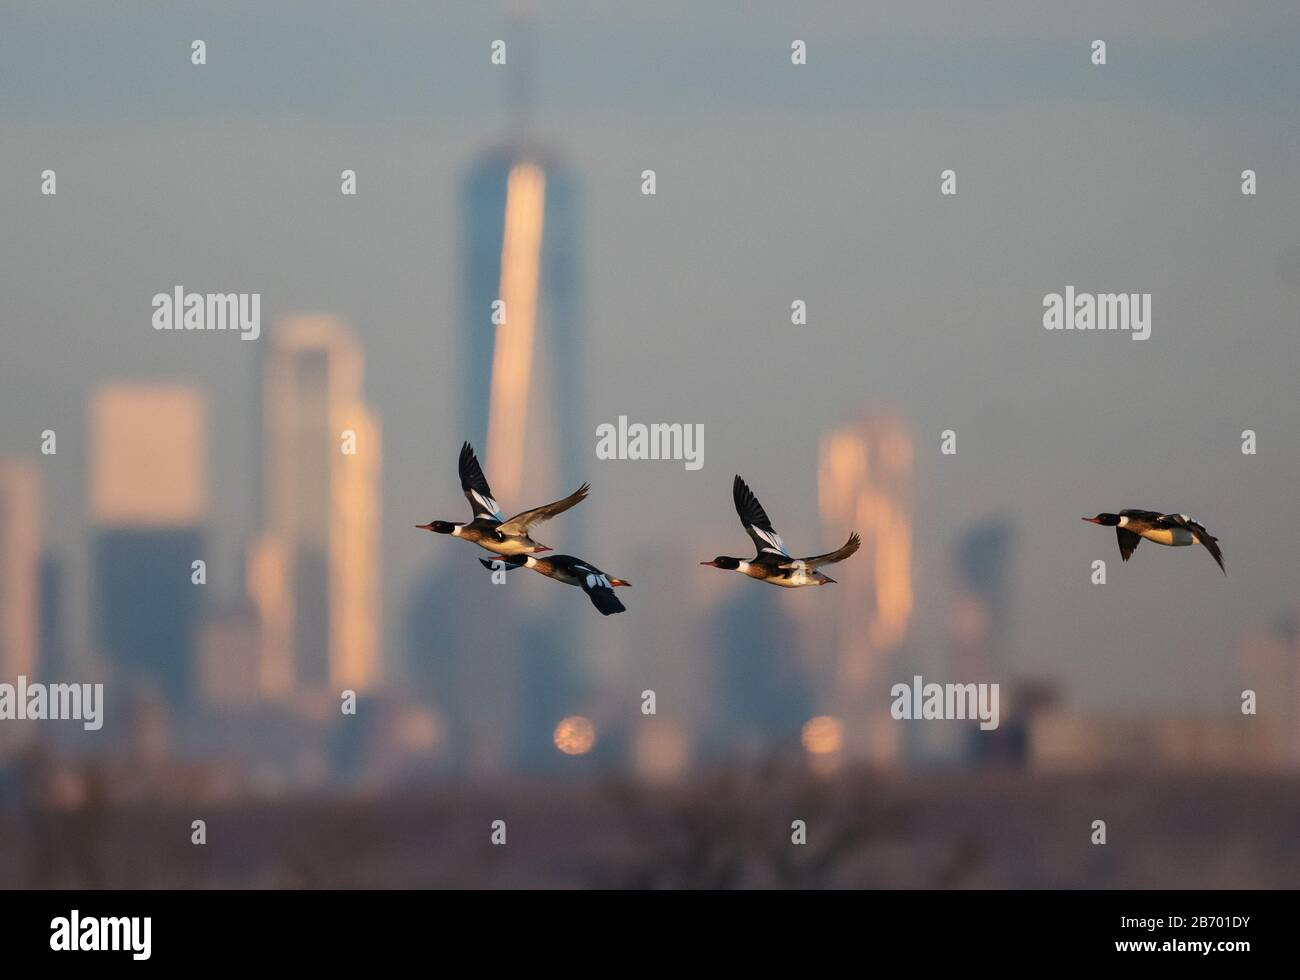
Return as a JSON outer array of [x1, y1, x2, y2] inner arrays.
[[700, 475, 860, 587], [417, 442, 589, 556], [479, 554, 630, 616], [1083, 510, 1226, 574]]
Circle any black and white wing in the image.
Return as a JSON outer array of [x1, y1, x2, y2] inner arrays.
[[498, 483, 591, 536], [1115, 528, 1141, 562], [459, 442, 505, 522], [1161, 513, 1226, 574], [733, 475, 790, 559], [782, 533, 860, 570], [573, 564, 626, 616]]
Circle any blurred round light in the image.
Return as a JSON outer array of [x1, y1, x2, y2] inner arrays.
[[802, 715, 844, 755], [553, 715, 596, 755]]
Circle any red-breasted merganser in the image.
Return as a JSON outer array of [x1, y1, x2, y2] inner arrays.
[[479, 554, 630, 616], [417, 442, 589, 556], [700, 475, 860, 587], [1083, 510, 1226, 574]]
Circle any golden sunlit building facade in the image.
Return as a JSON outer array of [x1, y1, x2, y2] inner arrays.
[[810, 412, 914, 765], [485, 161, 547, 502], [0, 461, 41, 693], [461, 147, 583, 533], [252, 315, 382, 698], [90, 384, 207, 527]]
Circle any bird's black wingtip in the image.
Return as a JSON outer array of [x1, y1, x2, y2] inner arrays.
[[479, 555, 524, 572], [732, 474, 752, 504], [588, 590, 626, 616]]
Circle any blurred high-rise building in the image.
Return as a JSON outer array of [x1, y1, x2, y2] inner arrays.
[[0, 461, 41, 690], [251, 315, 382, 697], [38, 553, 66, 682], [949, 519, 1017, 764], [89, 384, 207, 708], [946, 519, 1024, 764], [461, 146, 583, 515], [809, 412, 914, 765], [405, 13, 586, 770], [950, 518, 1013, 682], [708, 585, 808, 758], [405, 135, 584, 772]]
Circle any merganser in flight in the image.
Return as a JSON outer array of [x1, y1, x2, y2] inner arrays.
[[700, 475, 860, 587], [479, 554, 630, 616], [1083, 510, 1226, 574], [417, 442, 589, 556]]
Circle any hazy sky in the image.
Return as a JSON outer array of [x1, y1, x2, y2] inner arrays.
[[3, 1, 1298, 713]]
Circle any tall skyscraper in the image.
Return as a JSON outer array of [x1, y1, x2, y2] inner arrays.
[[0, 461, 41, 682], [950, 518, 1014, 682], [949, 518, 1016, 764], [251, 315, 382, 697], [89, 384, 207, 707], [709, 585, 808, 755], [405, 136, 584, 772], [809, 413, 914, 765], [406, 14, 585, 770], [461, 145, 583, 512]]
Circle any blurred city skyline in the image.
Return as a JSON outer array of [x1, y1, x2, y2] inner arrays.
[[2, 2, 1299, 787]]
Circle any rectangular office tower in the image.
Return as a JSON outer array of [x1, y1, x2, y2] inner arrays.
[[89, 384, 208, 709], [251, 315, 381, 697]]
